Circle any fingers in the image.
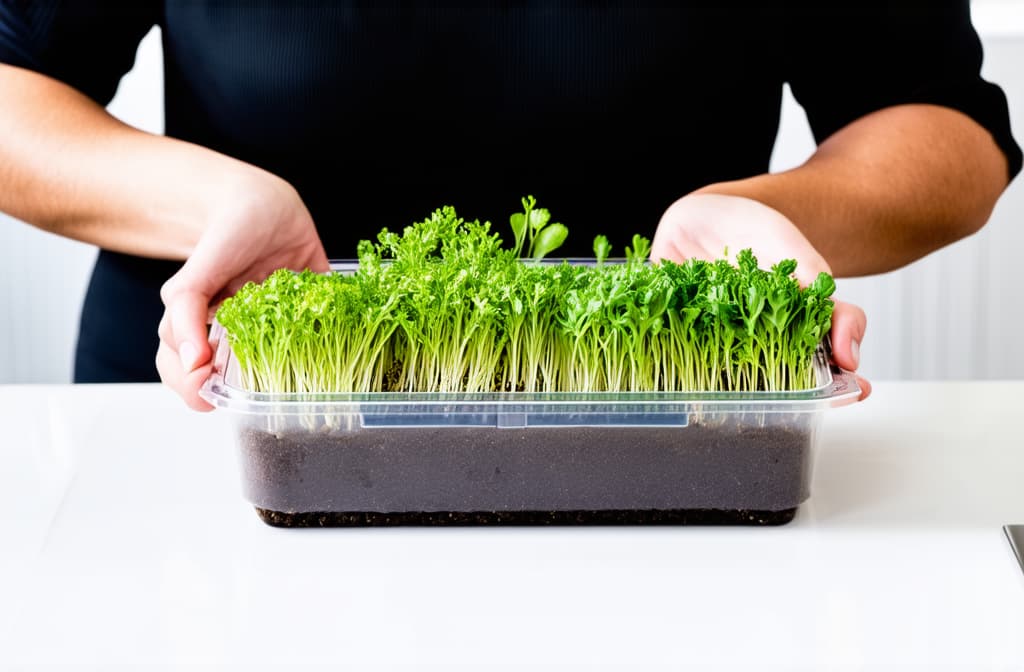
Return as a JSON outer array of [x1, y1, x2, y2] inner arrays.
[[169, 289, 212, 371], [308, 241, 331, 274], [830, 299, 871, 401], [158, 262, 217, 411], [160, 273, 213, 371], [650, 210, 719, 265], [853, 374, 872, 402], [155, 339, 214, 412], [650, 224, 690, 264]]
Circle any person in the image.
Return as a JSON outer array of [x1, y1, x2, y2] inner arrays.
[[0, 2, 1019, 410]]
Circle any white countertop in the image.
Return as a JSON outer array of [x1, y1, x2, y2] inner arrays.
[[1, 381, 1022, 671]]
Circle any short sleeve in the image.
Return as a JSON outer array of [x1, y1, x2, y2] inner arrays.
[[786, 1, 1022, 181], [0, 0, 158, 105]]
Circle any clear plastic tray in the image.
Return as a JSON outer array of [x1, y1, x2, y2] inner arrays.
[[200, 268, 860, 527]]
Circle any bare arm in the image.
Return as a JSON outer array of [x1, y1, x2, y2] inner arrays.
[[0, 63, 328, 410], [651, 103, 1013, 401], [690, 104, 1011, 277], [0, 63, 276, 259]]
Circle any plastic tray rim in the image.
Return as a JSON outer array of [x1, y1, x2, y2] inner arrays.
[[199, 322, 861, 416]]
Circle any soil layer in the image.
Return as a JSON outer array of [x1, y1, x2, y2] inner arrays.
[[238, 418, 813, 526], [255, 507, 798, 527]]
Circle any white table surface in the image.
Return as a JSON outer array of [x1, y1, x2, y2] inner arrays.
[[1, 381, 1022, 671]]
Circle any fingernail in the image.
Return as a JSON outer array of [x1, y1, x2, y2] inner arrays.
[[850, 339, 861, 369], [179, 341, 200, 373]]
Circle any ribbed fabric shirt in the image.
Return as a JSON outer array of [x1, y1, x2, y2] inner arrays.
[[1, 1, 1020, 381]]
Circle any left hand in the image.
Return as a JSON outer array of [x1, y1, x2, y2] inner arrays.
[[156, 169, 330, 411], [651, 193, 871, 401]]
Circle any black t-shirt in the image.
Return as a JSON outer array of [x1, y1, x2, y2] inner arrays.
[[1, 1, 1020, 382]]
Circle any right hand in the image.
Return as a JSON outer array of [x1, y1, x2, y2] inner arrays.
[[156, 170, 329, 411], [652, 193, 871, 401]]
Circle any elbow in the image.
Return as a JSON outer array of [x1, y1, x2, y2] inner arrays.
[[963, 133, 1016, 237], [927, 199, 998, 252], [936, 151, 1010, 245], [954, 204, 995, 240]]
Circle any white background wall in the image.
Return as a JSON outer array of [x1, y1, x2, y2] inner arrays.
[[2, 4, 1024, 384]]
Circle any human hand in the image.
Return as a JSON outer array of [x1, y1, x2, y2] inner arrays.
[[156, 171, 330, 411], [651, 193, 871, 401]]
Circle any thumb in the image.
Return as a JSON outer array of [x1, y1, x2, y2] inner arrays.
[[167, 287, 213, 373], [160, 257, 222, 373], [829, 298, 872, 401], [829, 299, 866, 372]]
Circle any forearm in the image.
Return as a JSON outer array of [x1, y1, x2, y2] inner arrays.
[[0, 64, 262, 260], [697, 104, 1010, 277]]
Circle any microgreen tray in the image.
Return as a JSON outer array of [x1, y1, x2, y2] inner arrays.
[[201, 317, 859, 527]]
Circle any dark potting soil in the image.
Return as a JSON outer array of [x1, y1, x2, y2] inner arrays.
[[238, 418, 813, 527], [254, 507, 798, 527]]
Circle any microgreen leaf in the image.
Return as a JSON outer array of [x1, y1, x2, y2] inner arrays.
[[509, 213, 527, 257], [528, 207, 550, 232], [625, 234, 651, 265], [532, 223, 568, 261], [593, 235, 611, 264]]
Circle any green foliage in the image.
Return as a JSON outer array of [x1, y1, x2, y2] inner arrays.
[[592, 235, 611, 264], [510, 195, 568, 261], [216, 198, 835, 394]]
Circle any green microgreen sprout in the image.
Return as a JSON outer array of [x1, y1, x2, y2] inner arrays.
[[216, 197, 835, 395]]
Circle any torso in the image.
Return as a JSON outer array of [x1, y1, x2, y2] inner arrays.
[[159, 2, 785, 256]]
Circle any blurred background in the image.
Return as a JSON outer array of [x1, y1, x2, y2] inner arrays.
[[2, 0, 1023, 384]]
